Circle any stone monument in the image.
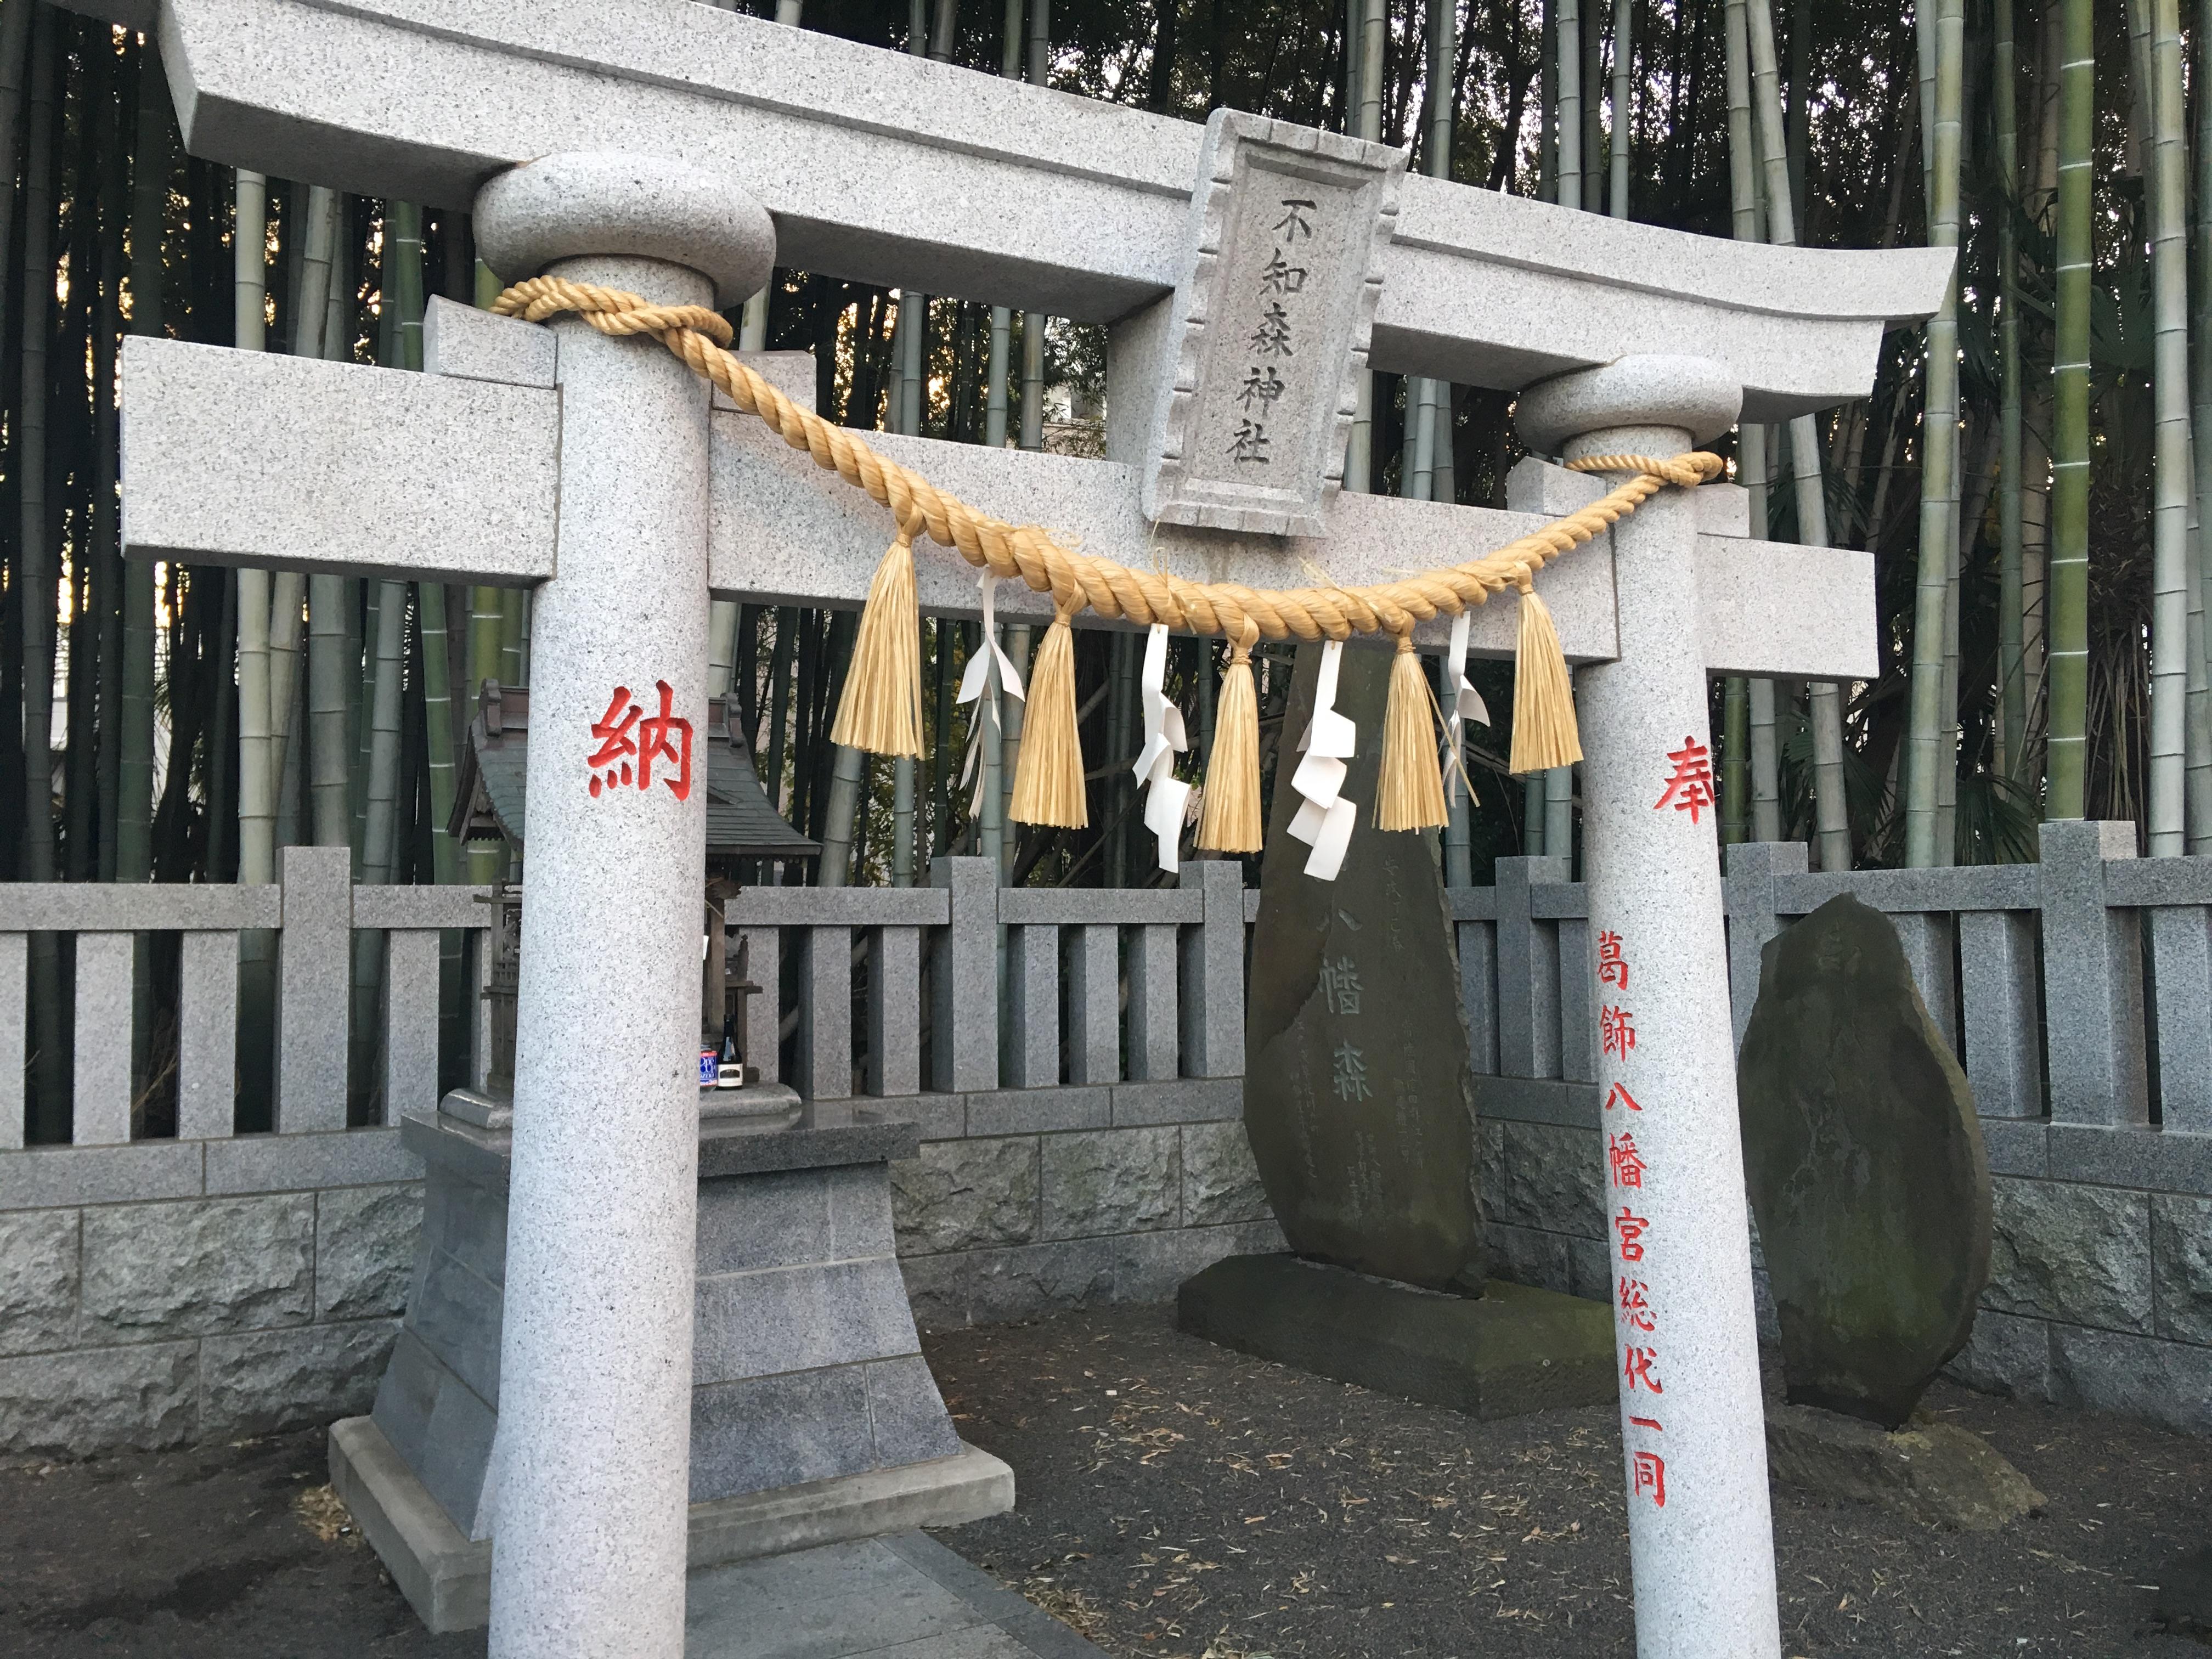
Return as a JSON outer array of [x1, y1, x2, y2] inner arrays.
[[1181, 640, 1616, 1418], [99, 3, 1949, 1652], [1737, 893, 1991, 1427], [1739, 894, 2037, 1529]]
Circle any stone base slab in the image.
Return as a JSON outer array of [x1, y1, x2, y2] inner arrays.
[[329, 1414, 1015, 1634], [1764, 1401, 2045, 1530], [1176, 1252, 1616, 1419]]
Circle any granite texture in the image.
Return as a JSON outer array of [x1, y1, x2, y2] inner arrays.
[[1244, 640, 1485, 1293], [474, 151, 776, 307], [1041, 1128, 1181, 1241], [315, 1182, 422, 1321], [199, 1317, 399, 1438], [119, 337, 557, 589], [0, 1208, 79, 1356], [80, 1194, 316, 1342], [1139, 109, 1404, 535], [2152, 1193, 2212, 1345], [1481, 1117, 1604, 1242], [1179, 1120, 1270, 1227], [476, 237, 719, 1659], [1559, 390, 1783, 1655], [1985, 1177, 2153, 1335], [1515, 353, 1744, 451], [1737, 894, 1991, 1427], [131, 0, 1945, 409], [890, 1138, 1041, 1255], [0, 1339, 198, 1457]]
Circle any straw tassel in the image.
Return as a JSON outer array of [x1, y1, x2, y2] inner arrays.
[[1009, 607, 1088, 828], [1507, 577, 1582, 774], [1374, 631, 1450, 832], [1196, 624, 1263, 853], [829, 518, 925, 758]]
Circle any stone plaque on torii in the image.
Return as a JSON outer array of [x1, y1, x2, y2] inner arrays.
[[81, 1, 1947, 1655]]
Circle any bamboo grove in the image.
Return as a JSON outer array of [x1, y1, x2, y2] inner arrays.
[[0, 0, 2197, 1127]]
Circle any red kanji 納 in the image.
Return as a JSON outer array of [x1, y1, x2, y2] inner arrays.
[[588, 686, 642, 798], [637, 679, 694, 801], [1614, 1206, 1650, 1262], [1652, 736, 1716, 825], [1597, 929, 1628, 989], [1608, 1131, 1647, 1189], [588, 681, 693, 802]]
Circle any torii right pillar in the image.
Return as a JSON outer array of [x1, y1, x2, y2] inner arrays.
[[1517, 356, 1782, 1659]]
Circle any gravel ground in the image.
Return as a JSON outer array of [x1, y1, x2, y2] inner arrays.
[[922, 1303, 2212, 1659], [1, 1301, 2207, 1658]]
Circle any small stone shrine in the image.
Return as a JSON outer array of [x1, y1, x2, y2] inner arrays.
[[1739, 894, 2037, 1529], [1737, 893, 1991, 1426], [1180, 641, 1614, 1417]]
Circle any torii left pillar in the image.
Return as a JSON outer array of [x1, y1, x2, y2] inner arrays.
[[469, 153, 774, 1659]]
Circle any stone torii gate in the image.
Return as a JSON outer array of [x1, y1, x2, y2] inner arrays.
[[83, 2, 1948, 1655]]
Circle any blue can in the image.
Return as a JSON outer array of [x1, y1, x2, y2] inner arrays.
[[698, 1048, 719, 1088]]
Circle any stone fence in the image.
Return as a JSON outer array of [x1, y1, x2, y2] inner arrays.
[[0, 855, 1276, 1457], [1462, 819, 2212, 1435], [5, 822, 2210, 1453]]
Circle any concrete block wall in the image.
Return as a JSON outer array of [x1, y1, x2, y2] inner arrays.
[[0, 1144, 421, 1459]]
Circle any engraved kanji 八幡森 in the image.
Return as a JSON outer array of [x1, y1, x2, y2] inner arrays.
[[1318, 955, 1363, 1016], [1331, 1040, 1371, 1102]]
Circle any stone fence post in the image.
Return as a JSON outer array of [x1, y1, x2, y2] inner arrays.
[[2039, 820, 2148, 1128], [1721, 840, 1808, 1052], [275, 845, 353, 1132], [1180, 858, 1245, 1079], [1493, 854, 1568, 1080], [929, 856, 998, 1093]]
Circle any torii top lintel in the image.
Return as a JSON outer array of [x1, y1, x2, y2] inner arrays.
[[64, 0, 1948, 422]]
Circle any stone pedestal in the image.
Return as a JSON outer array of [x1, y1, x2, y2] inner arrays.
[[341, 1097, 1012, 1633], [1177, 1254, 1615, 1418]]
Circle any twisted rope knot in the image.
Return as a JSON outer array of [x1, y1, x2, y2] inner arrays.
[[492, 276, 1721, 645]]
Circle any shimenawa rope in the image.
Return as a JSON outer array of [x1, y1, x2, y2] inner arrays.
[[490, 277, 1722, 840]]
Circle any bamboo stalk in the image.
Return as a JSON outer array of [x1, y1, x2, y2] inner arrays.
[[117, 35, 166, 884], [2191, 0, 2212, 848], [2145, 0, 2191, 853], [2044, 0, 2094, 819], [1996, 0, 2028, 790], [1748, 0, 1850, 870], [1609, 0, 1631, 218]]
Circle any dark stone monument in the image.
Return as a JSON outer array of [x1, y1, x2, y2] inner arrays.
[[1179, 642, 1613, 1416], [1242, 641, 1485, 1290], [1737, 893, 1991, 1428]]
